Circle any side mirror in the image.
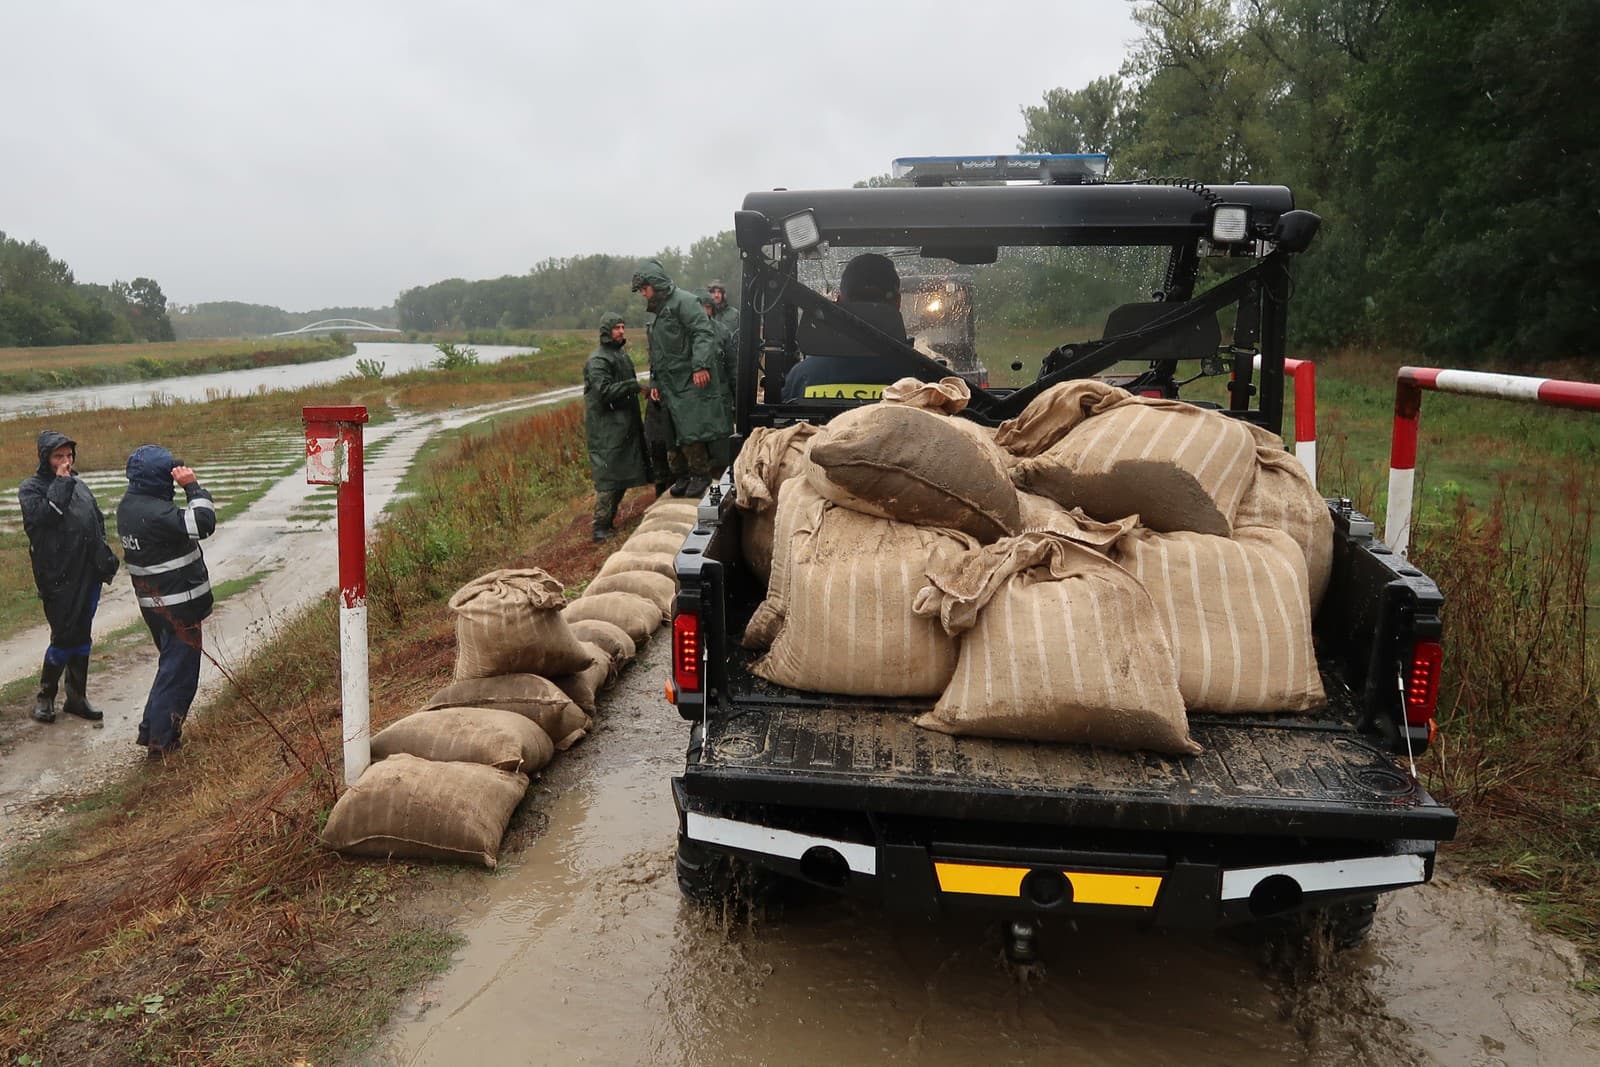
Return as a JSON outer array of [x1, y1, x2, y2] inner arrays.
[[1272, 210, 1322, 253]]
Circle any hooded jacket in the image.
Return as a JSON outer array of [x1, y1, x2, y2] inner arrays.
[[694, 290, 738, 417], [583, 314, 649, 490], [633, 259, 731, 446], [116, 445, 216, 625], [17, 430, 119, 644]]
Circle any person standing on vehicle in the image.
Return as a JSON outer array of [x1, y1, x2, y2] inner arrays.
[[631, 259, 729, 498], [17, 431, 120, 724], [584, 313, 650, 541], [118, 445, 217, 759]]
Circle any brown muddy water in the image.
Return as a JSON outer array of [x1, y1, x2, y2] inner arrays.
[[366, 641, 1600, 1067]]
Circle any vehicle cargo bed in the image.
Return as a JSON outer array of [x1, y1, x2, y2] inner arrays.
[[686, 651, 1458, 842]]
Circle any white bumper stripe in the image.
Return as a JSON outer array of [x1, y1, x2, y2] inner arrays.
[[1221, 854, 1426, 901], [686, 812, 877, 875]]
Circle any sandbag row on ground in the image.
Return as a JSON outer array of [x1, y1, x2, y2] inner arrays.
[[323, 542, 677, 868]]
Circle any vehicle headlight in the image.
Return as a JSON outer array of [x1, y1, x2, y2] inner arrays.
[[1211, 205, 1250, 243], [927, 298, 943, 313], [782, 210, 822, 252]]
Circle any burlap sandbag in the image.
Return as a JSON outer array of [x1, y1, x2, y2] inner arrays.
[[448, 569, 592, 681], [321, 754, 528, 869], [1115, 527, 1326, 713], [563, 592, 662, 643], [422, 677, 591, 751], [597, 551, 676, 581], [734, 423, 821, 582], [567, 618, 636, 671], [743, 472, 818, 650], [807, 401, 1020, 543], [583, 570, 675, 619], [912, 532, 1198, 756], [1013, 395, 1259, 536], [880, 375, 972, 414], [1235, 423, 1333, 612], [371, 707, 554, 774], [994, 380, 1129, 457], [646, 497, 701, 520], [1017, 492, 1140, 548], [624, 529, 688, 557], [749, 479, 977, 697], [635, 515, 695, 537], [553, 641, 612, 713]]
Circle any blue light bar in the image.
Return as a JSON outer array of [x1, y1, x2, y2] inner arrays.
[[890, 153, 1109, 185]]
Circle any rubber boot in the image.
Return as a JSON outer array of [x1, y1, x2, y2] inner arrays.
[[593, 525, 617, 543], [62, 655, 104, 721], [32, 659, 64, 723]]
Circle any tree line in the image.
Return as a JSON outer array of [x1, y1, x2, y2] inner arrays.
[[0, 231, 174, 347], [1016, 0, 1599, 361], [394, 231, 741, 333]]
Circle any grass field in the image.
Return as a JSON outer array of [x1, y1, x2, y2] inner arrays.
[[0, 337, 355, 394]]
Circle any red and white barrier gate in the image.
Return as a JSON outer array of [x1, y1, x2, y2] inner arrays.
[[304, 405, 370, 785], [1386, 367, 1600, 556], [1253, 354, 1318, 487]]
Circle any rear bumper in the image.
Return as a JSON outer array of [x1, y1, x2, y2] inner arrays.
[[674, 780, 1436, 929]]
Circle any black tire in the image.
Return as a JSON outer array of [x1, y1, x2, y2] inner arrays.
[[1313, 895, 1378, 951], [675, 837, 735, 906]]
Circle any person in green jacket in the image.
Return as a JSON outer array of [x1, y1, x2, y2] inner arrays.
[[707, 279, 736, 330], [583, 314, 650, 541], [631, 259, 730, 498], [694, 289, 738, 422]]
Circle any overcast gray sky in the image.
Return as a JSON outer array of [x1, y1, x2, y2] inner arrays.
[[2, 1, 1135, 310]]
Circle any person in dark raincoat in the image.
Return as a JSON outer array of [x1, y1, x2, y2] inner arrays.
[[584, 313, 650, 541], [707, 279, 736, 330], [694, 289, 738, 421], [17, 430, 120, 723], [631, 259, 730, 498], [117, 445, 216, 758], [642, 393, 675, 498]]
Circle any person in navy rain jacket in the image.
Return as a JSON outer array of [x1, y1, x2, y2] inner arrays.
[[116, 445, 217, 759]]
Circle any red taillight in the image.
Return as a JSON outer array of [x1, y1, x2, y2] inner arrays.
[[1405, 640, 1442, 726], [673, 612, 702, 693]]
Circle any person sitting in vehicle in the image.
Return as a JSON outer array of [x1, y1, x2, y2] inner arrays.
[[781, 253, 933, 402]]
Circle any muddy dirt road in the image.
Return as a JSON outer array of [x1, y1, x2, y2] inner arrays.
[[0, 384, 588, 857], [368, 640, 1600, 1067]]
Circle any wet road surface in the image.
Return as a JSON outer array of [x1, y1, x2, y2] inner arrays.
[[366, 639, 1600, 1067]]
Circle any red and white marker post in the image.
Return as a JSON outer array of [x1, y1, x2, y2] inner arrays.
[[1386, 367, 1600, 556], [1253, 354, 1318, 488], [303, 405, 371, 785]]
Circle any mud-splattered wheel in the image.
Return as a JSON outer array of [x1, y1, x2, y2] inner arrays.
[[675, 837, 736, 906], [1311, 895, 1378, 951]]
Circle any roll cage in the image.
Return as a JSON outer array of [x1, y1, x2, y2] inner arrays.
[[730, 182, 1318, 435]]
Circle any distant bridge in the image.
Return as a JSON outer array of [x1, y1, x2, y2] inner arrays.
[[272, 318, 400, 336]]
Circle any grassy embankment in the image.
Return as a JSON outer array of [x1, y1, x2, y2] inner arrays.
[[0, 337, 357, 395], [0, 338, 601, 649], [0, 386, 653, 1063]]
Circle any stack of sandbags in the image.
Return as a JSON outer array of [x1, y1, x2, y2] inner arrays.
[[733, 422, 820, 580], [993, 383, 1330, 718], [323, 566, 623, 868], [564, 494, 690, 642], [912, 526, 1200, 756]]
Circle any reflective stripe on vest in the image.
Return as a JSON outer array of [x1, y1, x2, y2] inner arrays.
[[136, 580, 212, 609], [125, 547, 203, 577]]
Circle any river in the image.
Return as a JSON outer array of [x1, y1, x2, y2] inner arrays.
[[0, 342, 536, 419]]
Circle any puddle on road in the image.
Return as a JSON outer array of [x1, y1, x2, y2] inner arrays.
[[369, 643, 1367, 1067]]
